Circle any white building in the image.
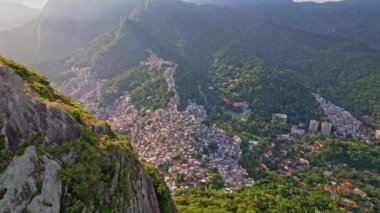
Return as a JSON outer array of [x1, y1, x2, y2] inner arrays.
[[321, 122, 333, 136], [309, 120, 319, 132]]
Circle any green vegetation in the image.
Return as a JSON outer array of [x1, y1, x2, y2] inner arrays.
[[0, 135, 5, 150], [0, 148, 13, 173], [0, 55, 73, 105], [252, 135, 379, 210], [15, 134, 44, 156], [58, 136, 134, 212], [206, 168, 224, 190], [207, 50, 323, 123], [31, 127, 142, 212], [317, 139, 380, 173], [0, 56, 174, 212], [0, 55, 101, 127], [175, 175, 337, 212], [100, 65, 171, 110], [2, 0, 379, 211], [205, 113, 290, 138], [142, 162, 177, 213], [36, 0, 380, 128]]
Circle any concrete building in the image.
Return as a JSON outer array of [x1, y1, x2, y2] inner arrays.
[[309, 120, 319, 132], [272, 114, 287, 124], [376, 130, 380, 140], [321, 122, 333, 136]]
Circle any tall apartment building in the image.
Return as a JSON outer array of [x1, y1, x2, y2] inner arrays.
[[309, 120, 319, 132], [321, 122, 333, 136]]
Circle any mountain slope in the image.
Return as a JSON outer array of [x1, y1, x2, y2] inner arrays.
[[37, 0, 380, 127], [206, 46, 323, 123], [0, 1, 40, 31], [0, 0, 147, 64], [190, 0, 380, 49], [0, 55, 176, 212]]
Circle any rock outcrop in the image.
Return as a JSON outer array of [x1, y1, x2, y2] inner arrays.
[[127, 166, 161, 213], [0, 147, 61, 213], [0, 62, 81, 150], [0, 57, 174, 212]]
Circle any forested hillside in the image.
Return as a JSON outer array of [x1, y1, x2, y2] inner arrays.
[[35, 0, 380, 127], [189, 0, 380, 49]]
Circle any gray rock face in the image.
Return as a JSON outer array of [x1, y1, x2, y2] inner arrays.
[[101, 153, 161, 213], [27, 155, 62, 213], [0, 63, 81, 150], [0, 146, 62, 213], [0, 61, 171, 212], [0, 146, 163, 213], [127, 165, 161, 213]]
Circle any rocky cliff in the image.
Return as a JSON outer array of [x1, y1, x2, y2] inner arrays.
[[0, 56, 176, 212], [0, 62, 81, 151]]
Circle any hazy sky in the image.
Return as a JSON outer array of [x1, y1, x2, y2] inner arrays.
[[4, 0, 343, 8], [3, 0, 47, 8], [293, 0, 343, 3]]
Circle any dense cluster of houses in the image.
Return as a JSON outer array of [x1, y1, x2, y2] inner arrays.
[[57, 55, 378, 207], [255, 132, 313, 174], [269, 94, 376, 143], [130, 104, 253, 192], [121, 55, 253, 192], [313, 94, 373, 143], [252, 127, 376, 210], [54, 66, 109, 119]]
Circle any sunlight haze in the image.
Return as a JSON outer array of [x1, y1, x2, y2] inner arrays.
[[3, 0, 47, 8], [293, 0, 343, 3]]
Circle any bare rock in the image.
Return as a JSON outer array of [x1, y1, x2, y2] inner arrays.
[[0, 64, 81, 151], [0, 147, 39, 212], [0, 146, 62, 213], [27, 156, 62, 213], [127, 166, 161, 213]]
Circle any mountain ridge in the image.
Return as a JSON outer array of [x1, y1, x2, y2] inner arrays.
[[0, 55, 176, 212], [35, 0, 380, 128], [0, 0, 40, 31]]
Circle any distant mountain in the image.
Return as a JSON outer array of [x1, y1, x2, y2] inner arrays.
[[185, 0, 291, 6], [189, 0, 380, 49], [0, 1, 40, 31], [1, 0, 379, 127], [0, 0, 148, 64], [35, 0, 380, 127], [0, 55, 176, 212]]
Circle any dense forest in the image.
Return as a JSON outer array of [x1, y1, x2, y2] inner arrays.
[[175, 176, 337, 212], [30, 0, 380, 128]]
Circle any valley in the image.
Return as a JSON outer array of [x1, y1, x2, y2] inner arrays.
[[53, 51, 379, 211], [0, 0, 379, 212], [54, 54, 253, 193]]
